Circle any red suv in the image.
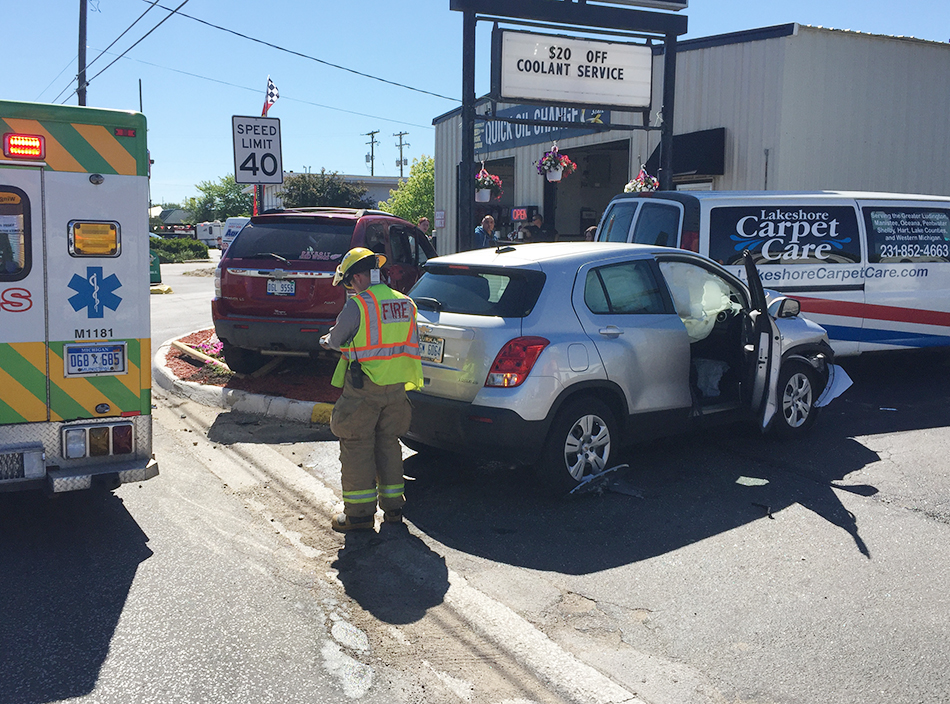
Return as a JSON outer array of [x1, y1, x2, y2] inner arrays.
[[213, 208, 436, 372]]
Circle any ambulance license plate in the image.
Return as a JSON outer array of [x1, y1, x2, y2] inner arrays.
[[419, 335, 444, 363], [266, 279, 296, 296], [64, 343, 127, 377]]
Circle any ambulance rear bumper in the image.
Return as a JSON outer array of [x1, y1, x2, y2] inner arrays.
[[0, 456, 159, 493], [47, 457, 160, 493]]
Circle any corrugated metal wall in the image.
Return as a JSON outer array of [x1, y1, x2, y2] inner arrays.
[[778, 27, 950, 195]]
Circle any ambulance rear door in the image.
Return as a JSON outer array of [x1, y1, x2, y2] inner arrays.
[[45, 166, 152, 424], [0, 166, 49, 425]]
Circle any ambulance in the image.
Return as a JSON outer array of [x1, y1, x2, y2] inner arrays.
[[0, 100, 158, 492]]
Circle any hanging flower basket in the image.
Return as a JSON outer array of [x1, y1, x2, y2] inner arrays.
[[624, 165, 660, 193], [474, 166, 503, 201], [536, 143, 576, 181]]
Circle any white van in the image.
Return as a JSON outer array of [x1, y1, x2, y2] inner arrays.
[[222, 216, 250, 252], [595, 191, 950, 356]]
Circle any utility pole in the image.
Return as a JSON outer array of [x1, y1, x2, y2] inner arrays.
[[394, 131, 410, 178], [78, 0, 88, 105], [363, 130, 379, 176]]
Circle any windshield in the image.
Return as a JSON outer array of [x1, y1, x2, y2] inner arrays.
[[410, 266, 545, 317], [227, 220, 355, 262]]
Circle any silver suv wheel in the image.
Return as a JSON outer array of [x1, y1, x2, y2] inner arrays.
[[772, 361, 819, 437], [541, 398, 617, 491]]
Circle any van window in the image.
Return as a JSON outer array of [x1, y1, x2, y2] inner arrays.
[[631, 202, 680, 247], [863, 207, 950, 263], [0, 186, 30, 281], [585, 261, 666, 315], [598, 202, 637, 243], [707, 206, 862, 266]]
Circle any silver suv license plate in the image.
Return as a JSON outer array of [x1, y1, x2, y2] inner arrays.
[[266, 279, 295, 296], [419, 335, 444, 363]]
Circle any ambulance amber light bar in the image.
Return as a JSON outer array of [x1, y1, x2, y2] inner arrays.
[[3, 133, 46, 159]]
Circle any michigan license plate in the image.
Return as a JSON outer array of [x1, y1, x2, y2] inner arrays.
[[419, 335, 444, 363], [266, 279, 296, 296], [64, 343, 127, 377]]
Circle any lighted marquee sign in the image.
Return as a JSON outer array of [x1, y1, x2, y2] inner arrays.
[[494, 30, 653, 109]]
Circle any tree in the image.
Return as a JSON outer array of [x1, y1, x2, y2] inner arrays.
[[181, 174, 253, 223], [378, 156, 434, 226], [277, 169, 375, 209]]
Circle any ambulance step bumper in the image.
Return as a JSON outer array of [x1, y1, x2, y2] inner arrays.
[[46, 458, 160, 493]]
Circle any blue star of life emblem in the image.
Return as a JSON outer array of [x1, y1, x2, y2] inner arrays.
[[68, 266, 122, 319]]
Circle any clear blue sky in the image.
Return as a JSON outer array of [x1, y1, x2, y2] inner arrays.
[[3, 1, 946, 205]]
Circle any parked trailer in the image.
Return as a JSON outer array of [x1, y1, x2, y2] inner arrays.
[[0, 100, 158, 493]]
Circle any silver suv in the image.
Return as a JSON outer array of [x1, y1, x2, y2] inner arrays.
[[403, 242, 843, 491]]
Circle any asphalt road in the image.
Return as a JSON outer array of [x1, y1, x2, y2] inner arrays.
[[148, 259, 950, 703]]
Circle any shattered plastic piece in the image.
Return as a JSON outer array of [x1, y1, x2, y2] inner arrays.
[[815, 364, 853, 407], [570, 463, 627, 495], [569, 464, 644, 498], [736, 476, 769, 487], [879, 407, 897, 412]]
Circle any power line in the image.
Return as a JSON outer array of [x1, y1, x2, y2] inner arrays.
[[35, 55, 77, 102], [59, 0, 191, 104], [82, 48, 435, 130], [85, 0, 162, 72], [141, 0, 460, 103]]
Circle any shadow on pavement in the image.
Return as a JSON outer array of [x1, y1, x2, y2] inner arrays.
[[403, 351, 950, 573], [331, 525, 449, 624], [0, 490, 152, 704]]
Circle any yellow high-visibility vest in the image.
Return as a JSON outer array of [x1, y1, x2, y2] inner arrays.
[[331, 284, 424, 390]]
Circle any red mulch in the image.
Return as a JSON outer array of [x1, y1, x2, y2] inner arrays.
[[165, 329, 341, 403]]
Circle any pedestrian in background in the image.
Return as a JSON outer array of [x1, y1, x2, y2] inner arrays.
[[474, 215, 495, 249], [319, 247, 424, 532]]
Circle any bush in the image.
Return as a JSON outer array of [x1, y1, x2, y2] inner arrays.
[[149, 237, 209, 263]]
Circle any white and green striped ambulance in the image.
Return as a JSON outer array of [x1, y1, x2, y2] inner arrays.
[[0, 100, 158, 492]]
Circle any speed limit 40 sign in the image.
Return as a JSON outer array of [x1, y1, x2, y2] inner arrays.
[[232, 115, 283, 185]]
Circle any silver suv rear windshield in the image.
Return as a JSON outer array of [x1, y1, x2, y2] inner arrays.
[[227, 219, 355, 262], [410, 266, 545, 317]]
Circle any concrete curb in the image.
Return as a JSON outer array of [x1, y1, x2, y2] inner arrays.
[[153, 335, 335, 424]]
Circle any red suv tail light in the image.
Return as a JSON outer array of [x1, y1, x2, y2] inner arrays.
[[485, 336, 549, 388]]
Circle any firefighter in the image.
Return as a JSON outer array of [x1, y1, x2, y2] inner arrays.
[[319, 247, 424, 532]]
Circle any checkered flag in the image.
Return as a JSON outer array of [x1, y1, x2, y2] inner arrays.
[[262, 76, 279, 116]]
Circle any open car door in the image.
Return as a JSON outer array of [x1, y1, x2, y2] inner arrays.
[[743, 251, 782, 431]]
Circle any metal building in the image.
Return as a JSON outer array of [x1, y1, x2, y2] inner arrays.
[[433, 23, 950, 253]]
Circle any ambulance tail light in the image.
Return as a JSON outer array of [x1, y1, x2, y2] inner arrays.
[[681, 229, 700, 252], [485, 336, 549, 388], [62, 423, 135, 459], [3, 133, 45, 159]]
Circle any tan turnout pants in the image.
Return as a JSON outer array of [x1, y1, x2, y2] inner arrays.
[[329, 375, 411, 518]]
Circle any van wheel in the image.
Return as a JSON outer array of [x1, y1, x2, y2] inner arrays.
[[538, 398, 617, 493], [222, 344, 265, 374], [772, 361, 819, 437]]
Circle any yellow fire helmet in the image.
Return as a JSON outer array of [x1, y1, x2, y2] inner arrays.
[[332, 247, 387, 287]]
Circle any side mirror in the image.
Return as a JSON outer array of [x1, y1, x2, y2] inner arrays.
[[772, 297, 801, 318]]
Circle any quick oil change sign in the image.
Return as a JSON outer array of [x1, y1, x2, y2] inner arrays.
[[708, 206, 861, 266]]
